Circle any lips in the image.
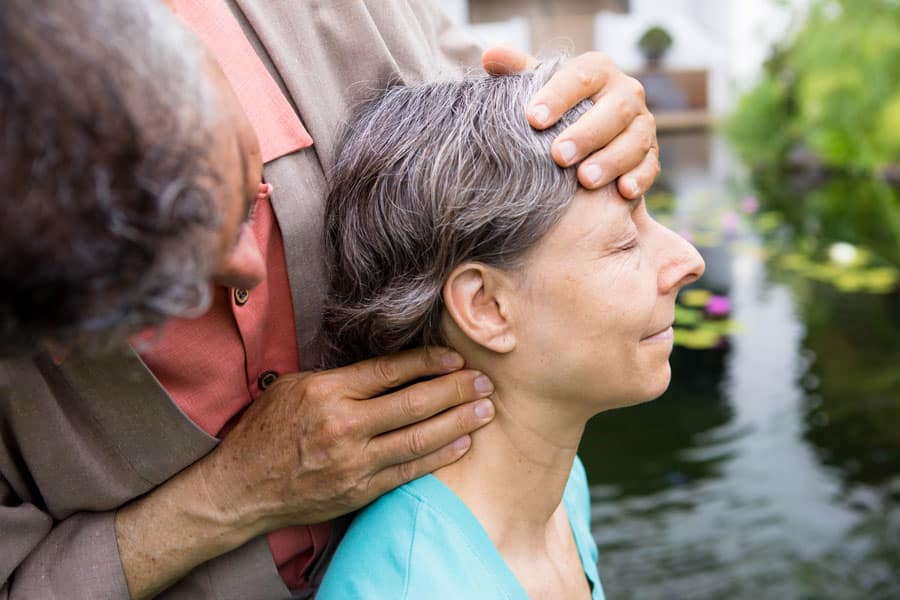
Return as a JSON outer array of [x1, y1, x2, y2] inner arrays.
[[641, 323, 674, 342]]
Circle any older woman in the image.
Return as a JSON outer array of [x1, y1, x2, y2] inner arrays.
[[316, 62, 705, 599]]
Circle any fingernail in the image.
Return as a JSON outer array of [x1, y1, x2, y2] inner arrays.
[[474, 399, 494, 420], [530, 103, 550, 126], [451, 435, 471, 451], [557, 140, 577, 164], [624, 177, 639, 197], [474, 374, 494, 395], [583, 164, 603, 186], [441, 351, 465, 371], [266, 183, 274, 194]]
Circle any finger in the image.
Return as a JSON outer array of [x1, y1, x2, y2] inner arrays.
[[360, 369, 494, 435], [575, 113, 657, 191], [527, 51, 614, 130], [550, 86, 643, 168], [616, 145, 660, 199], [336, 346, 465, 399], [481, 45, 538, 75], [368, 435, 472, 495], [369, 397, 493, 468]]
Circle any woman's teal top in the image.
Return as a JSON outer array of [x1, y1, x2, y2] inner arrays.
[[317, 456, 605, 599]]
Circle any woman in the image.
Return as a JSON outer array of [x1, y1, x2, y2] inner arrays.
[[317, 62, 705, 599]]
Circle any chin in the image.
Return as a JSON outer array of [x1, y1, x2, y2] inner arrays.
[[581, 361, 674, 414], [632, 361, 673, 406], [647, 362, 673, 399]]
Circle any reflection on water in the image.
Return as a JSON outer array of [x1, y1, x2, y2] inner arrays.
[[579, 133, 900, 599]]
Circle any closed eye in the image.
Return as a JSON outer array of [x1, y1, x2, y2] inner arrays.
[[611, 230, 639, 253]]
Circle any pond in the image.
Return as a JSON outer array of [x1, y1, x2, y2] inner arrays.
[[579, 132, 900, 600]]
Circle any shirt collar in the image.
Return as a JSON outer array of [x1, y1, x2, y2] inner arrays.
[[171, 0, 313, 163]]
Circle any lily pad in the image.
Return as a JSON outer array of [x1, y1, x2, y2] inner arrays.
[[674, 327, 721, 350], [675, 305, 703, 326], [680, 289, 713, 308]]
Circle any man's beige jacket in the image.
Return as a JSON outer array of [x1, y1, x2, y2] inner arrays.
[[0, 2, 479, 597]]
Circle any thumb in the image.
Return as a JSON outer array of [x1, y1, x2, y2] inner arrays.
[[481, 46, 538, 75]]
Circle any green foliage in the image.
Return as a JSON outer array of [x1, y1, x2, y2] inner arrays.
[[724, 78, 792, 167], [637, 25, 673, 58], [727, 0, 900, 173]]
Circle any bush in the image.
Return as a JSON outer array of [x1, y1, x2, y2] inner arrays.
[[727, 0, 900, 174], [638, 25, 673, 60]]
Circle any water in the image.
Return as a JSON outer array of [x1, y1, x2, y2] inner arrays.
[[579, 132, 900, 599]]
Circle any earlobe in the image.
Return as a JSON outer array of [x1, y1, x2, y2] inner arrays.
[[443, 264, 516, 354]]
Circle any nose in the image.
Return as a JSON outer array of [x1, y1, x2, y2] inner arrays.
[[656, 225, 705, 294], [212, 223, 267, 290]]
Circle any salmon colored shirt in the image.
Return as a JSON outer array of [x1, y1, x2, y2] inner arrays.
[[137, 0, 327, 591]]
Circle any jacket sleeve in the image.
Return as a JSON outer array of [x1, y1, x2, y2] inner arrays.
[[0, 497, 298, 600], [0, 501, 130, 599]]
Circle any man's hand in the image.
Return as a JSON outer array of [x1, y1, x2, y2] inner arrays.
[[116, 347, 493, 599], [482, 46, 659, 199], [203, 347, 495, 531]]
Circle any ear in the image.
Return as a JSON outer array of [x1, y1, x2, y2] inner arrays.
[[442, 263, 516, 354]]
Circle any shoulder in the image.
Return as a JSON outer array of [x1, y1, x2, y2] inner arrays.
[[316, 479, 433, 600], [317, 476, 508, 600]]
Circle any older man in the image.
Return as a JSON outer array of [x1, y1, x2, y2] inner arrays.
[[1, 1, 659, 598], [0, 1, 230, 356]]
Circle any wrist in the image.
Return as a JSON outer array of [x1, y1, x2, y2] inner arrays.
[[115, 454, 266, 599]]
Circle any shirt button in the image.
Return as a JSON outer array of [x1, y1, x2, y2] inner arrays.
[[257, 370, 279, 391], [234, 288, 250, 305]]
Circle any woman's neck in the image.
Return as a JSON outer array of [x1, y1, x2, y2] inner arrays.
[[432, 385, 587, 551]]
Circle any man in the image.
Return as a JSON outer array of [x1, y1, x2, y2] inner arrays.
[[1, 1, 659, 598], [0, 0, 237, 357]]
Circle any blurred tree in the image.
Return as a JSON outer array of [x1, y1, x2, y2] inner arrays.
[[727, 0, 900, 175]]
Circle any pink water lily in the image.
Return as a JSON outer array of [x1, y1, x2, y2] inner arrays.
[[705, 295, 731, 317]]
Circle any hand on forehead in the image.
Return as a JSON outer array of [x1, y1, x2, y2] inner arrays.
[[483, 47, 659, 199]]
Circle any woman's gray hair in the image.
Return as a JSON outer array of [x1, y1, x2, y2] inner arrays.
[[0, 0, 222, 355], [321, 61, 591, 368]]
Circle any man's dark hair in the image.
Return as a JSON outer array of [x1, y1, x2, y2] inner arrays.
[[0, 0, 224, 356]]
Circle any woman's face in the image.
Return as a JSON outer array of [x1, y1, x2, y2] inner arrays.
[[511, 184, 704, 414]]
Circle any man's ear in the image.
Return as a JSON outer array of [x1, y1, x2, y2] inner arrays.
[[442, 263, 516, 354]]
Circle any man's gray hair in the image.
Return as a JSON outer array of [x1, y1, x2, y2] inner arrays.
[[0, 0, 221, 355], [322, 62, 591, 368]]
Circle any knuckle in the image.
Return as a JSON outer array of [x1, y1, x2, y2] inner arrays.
[[406, 428, 429, 456], [372, 356, 403, 389], [320, 412, 353, 443], [573, 65, 601, 92], [617, 96, 637, 122], [400, 388, 428, 420], [302, 373, 333, 400], [454, 374, 468, 404], [395, 459, 418, 485], [337, 469, 362, 498], [631, 77, 647, 103], [455, 408, 471, 434]]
